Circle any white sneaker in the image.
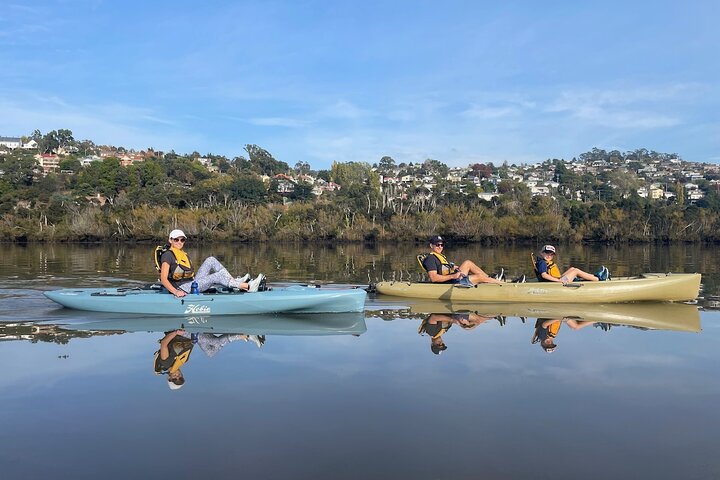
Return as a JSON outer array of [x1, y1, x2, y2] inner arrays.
[[248, 273, 265, 292], [247, 334, 265, 348], [237, 273, 251, 283]]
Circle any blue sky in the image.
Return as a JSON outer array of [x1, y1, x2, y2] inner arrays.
[[1, 0, 718, 169]]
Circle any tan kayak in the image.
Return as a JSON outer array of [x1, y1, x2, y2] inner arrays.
[[375, 273, 701, 303], [405, 300, 701, 332]]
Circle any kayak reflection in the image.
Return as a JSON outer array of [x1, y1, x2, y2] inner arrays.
[[407, 301, 701, 333], [55, 311, 367, 336], [62, 312, 367, 391]]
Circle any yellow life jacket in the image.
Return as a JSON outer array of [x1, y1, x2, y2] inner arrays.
[[547, 321, 561, 337], [532, 252, 561, 279], [418, 251, 455, 275], [154, 245, 195, 281], [531, 319, 562, 344], [153, 338, 193, 374]]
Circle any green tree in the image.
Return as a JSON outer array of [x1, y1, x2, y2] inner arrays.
[[229, 175, 267, 203], [241, 145, 289, 176], [58, 158, 81, 172], [290, 181, 314, 201]]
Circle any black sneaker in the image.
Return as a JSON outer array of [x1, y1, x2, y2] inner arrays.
[[512, 274, 526, 283]]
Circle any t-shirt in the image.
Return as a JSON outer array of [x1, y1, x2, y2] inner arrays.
[[422, 255, 453, 275], [535, 258, 551, 275], [160, 250, 193, 288]]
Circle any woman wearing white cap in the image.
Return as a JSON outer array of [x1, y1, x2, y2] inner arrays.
[[159, 229, 265, 297], [535, 245, 608, 284]]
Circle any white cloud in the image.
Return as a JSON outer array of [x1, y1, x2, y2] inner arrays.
[[0, 91, 198, 151], [463, 105, 521, 119], [319, 100, 372, 120], [247, 117, 310, 128], [545, 85, 700, 129]]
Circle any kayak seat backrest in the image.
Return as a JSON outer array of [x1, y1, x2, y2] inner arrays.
[[154, 244, 170, 272], [416, 254, 430, 282], [417, 254, 429, 272], [530, 252, 543, 281]]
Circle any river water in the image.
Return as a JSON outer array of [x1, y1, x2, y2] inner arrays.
[[1, 243, 719, 479]]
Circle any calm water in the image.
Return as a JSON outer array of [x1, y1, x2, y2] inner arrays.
[[1, 243, 719, 480]]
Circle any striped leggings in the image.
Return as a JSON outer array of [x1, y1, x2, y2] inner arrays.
[[178, 256, 234, 293]]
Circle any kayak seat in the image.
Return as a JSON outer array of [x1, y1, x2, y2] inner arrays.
[[416, 254, 430, 282]]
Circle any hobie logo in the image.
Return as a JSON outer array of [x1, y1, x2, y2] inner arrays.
[[184, 304, 211, 314]]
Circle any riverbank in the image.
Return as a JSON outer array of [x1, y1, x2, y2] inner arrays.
[[3, 201, 720, 243]]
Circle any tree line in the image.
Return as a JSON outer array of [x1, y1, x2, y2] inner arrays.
[[2, 131, 720, 243]]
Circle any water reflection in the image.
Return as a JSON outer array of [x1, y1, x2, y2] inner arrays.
[[403, 301, 701, 333], [370, 301, 702, 355], [418, 312, 499, 355], [153, 328, 267, 390]]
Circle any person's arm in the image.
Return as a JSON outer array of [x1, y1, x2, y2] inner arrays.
[[428, 269, 462, 283], [425, 257, 462, 282], [160, 262, 186, 297], [541, 319, 561, 329], [159, 329, 187, 360], [541, 271, 564, 283]]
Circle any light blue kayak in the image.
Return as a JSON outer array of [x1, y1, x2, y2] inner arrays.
[[44, 285, 367, 315]]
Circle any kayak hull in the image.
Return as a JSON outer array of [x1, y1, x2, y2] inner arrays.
[[44, 285, 367, 315], [375, 273, 701, 303]]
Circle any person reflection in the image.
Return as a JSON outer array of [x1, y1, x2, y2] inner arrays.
[[196, 332, 265, 357], [531, 317, 595, 353], [418, 312, 495, 355], [154, 329, 265, 390], [154, 329, 194, 390]]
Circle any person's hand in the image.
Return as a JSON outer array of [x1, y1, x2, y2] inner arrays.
[[560, 275, 569, 285], [176, 329, 187, 336], [174, 290, 187, 298], [454, 272, 463, 279]]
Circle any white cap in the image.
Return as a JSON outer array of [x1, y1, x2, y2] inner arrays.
[[168, 380, 184, 390], [542, 245, 556, 253], [169, 229, 186, 240]]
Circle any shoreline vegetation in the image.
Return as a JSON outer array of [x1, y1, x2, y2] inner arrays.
[[3, 130, 720, 244]]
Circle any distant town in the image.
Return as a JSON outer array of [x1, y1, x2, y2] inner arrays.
[[2, 133, 717, 205], [1, 129, 719, 243]]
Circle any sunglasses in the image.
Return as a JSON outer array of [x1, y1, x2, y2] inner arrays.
[[433, 243, 445, 247], [172, 238, 186, 243]]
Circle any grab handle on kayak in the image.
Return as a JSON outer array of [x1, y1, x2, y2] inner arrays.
[[563, 283, 583, 288]]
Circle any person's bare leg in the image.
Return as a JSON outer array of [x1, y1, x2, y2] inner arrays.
[[468, 273, 503, 285], [458, 260, 485, 276], [563, 267, 598, 282]]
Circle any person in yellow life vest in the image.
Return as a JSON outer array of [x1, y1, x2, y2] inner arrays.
[[532, 317, 597, 353], [159, 229, 265, 298], [155, 329, 194, 390], [422, 235, 503, 285], [534, 245, 609, 284]]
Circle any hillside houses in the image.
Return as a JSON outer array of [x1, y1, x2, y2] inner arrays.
[[3, 130, 719, 206], [0, 137, 37, 151]]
